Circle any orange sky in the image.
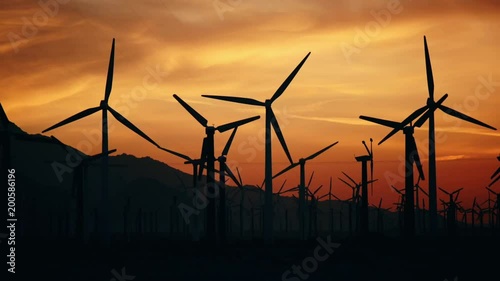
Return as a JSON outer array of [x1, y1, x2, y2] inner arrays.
[[1, 0, 499, 209]]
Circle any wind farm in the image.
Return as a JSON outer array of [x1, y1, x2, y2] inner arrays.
[[1, 1, 500, 280]]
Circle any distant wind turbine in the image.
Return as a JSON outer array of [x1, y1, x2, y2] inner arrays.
[[273, 141, 338, 240], [172, 94, 259, 244], [359, 114, 426, 237]]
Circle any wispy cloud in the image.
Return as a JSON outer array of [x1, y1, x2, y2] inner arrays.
[[288, 114, 368, 126]]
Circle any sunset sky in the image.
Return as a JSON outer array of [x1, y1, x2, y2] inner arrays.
[[1, 0, 499, 209]]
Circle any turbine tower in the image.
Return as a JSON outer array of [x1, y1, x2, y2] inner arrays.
[[202, 52, 310, 242]]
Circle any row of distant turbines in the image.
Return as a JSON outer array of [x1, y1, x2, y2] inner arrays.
[[6, 35, 496, 245]]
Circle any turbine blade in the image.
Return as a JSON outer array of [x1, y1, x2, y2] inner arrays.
[[419, 187, 429, 197], [490, 175, 500, 187], [438, 187, 450, 195], [313, 185, 323, 195], [273, 162, 299, 179], [224, 163, 240, 187], [201, 95, 265, 106], [42, 106, 101, 133], [491, 167, 500, 179], [338, 178, 354, 189], [173, 94, 208, 127], [269, 109, 293, 164], [278, 179, 287, 194], [270, 52, 311, 103], [158, 146, 192, 161], [379, 105, 428, 145], [359, 115, 399, 129], [317, 194, 328, 201], [236, 167, 243, 187], [107, 106, 159, 147], [198, 137, 208, 179], [342, 171, 357, 186], [424, 35, 434, 100], [414, 93, 448, 127], [216, 115, 260, 133], [304, 141, 339, 161], [438, 104, 497, 130], [222, 127, 238, 156], [485, 186, 496, 195], [307, 171, 315, 188], [104, 38, 115, 102], [0, 103, 9, 128], [409, 136, 425, 180], [391, 185, 402, 195]]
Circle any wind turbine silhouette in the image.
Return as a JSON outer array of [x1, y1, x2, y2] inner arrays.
[[202, 52, 310, 242], [485, 187, 500, 229], [359, 116, 426, 237], [42, 38, 161, 243], [172, 94, 259, 244], [272, 141, 338, 240], [409, 36, 497, 233]]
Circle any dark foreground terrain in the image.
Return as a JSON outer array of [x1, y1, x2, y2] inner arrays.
[[11, 234, 500, 281]]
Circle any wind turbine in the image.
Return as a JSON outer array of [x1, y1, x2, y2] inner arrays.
[[172, 94, 259, 244], [360, 112, 426, 237], [410, 36, 497, 233], [485, 187, 500, 229], [371, 198, 391, 233], [42, 38, 161, 243], [272, 141, 338, 240], [414, 178, 429, 233], [202, 52, 311, 242], [308, 184, 326, 237], [438, 187, 463, 236], [354, 139, 375, 235]]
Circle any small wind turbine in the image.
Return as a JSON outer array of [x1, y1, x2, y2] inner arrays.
[[371, 198, 391, 233], [485, 187, 500, 229], [42, 39, 161, 243], [438, 187, 463, 236], [272, 141, 338, 240], [202, 52, 311, 242], [172, 94, 259, 244], [354, 139, 374, 235], [359, 113, 426, 238], [307, 184, 326, 237]]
